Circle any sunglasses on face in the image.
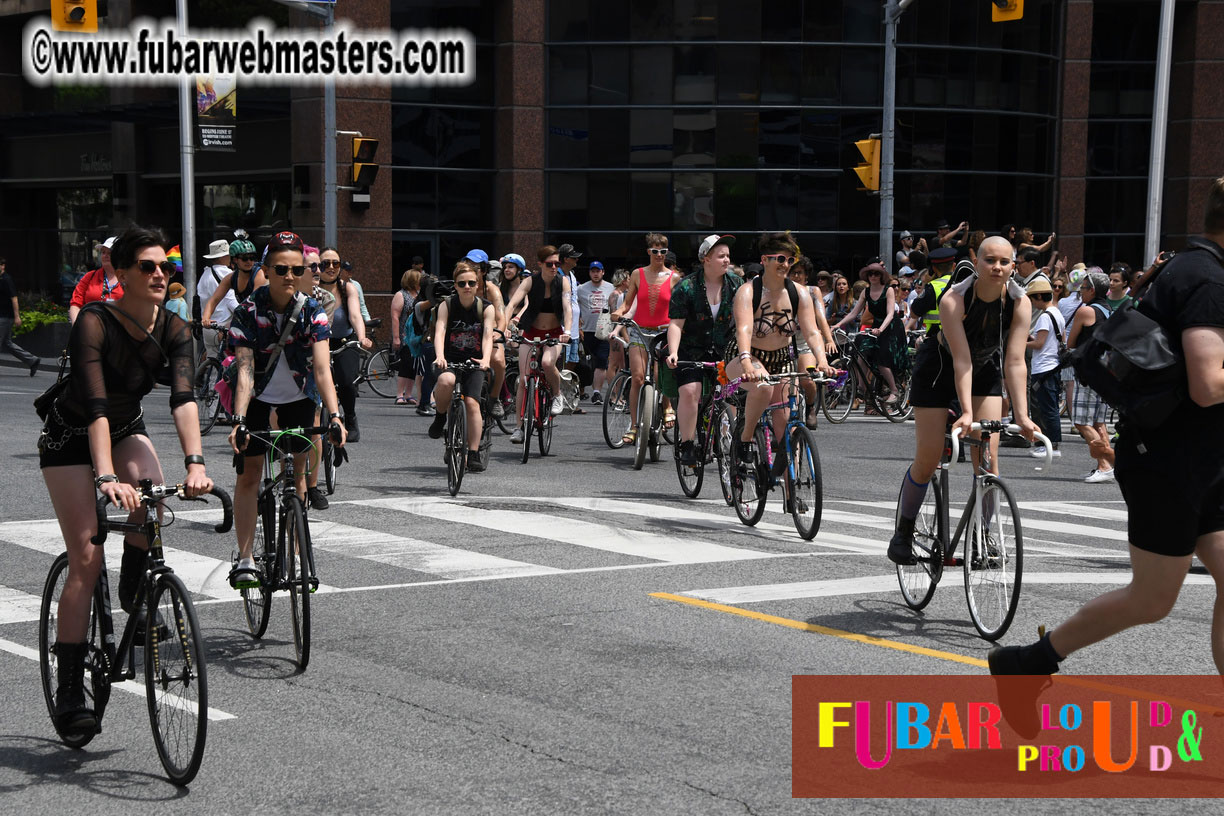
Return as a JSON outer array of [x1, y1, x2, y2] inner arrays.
[[1053, 284, 1064, 290], [543, 261, 561, 268], [764, 255, 796, 265], [321, 259, 342, 269], [137, 260, 176, 276], [307, 262, 320, 271], [648, 248, 668, 256], [454, 279, 479, 289], [237, 254, 258, 262], [270, 264, 306, 277]]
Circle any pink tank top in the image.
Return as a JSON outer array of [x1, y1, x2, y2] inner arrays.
[[634, 267, 673, 328]]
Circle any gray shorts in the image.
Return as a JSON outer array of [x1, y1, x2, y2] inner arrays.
[[1071, 381, 1108, 426]]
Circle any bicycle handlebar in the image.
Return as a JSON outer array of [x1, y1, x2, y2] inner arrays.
[[92, 484, 233, 546], [949, 424, 1054, 472]]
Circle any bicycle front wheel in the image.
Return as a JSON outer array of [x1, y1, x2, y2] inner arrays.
[[896, 470, 944, 611], [538, 385, 554, 456], [520, 379, 535, 464], [713, 403, 735, 506], [195, 359, 223, 436], [633, 383, 654, 470], [732, 427, 769, 526], [675, 426, 704, 499], [648, 388, 664, 462], [242, 491, 275, 638], [821, 366, 855, 424], [283, 496, 313, 669], [446, 399, 467, 496], [964, 475, 1024, 641], [364, 348, 396, 398], [145, 572, 208, 786], [602, 371, 633, 449], [788, 426, 823, 540], [39, 552, 109, 748]]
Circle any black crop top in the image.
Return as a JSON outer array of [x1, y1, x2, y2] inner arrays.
[[61, 302, 195, 426]]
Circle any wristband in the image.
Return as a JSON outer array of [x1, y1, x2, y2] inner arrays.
[[738, 351, 751, 361], [185, 454, 205, 469], [327, 412, 343, 423], [231, 415, 245, 427], [94, 474, 119, 489]]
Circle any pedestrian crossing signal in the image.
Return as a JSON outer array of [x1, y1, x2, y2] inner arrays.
[[351, 137, 380, 188], [853, 138, 880, 192], [991, 0, 1023, 22], [52, 0, 98, 32]]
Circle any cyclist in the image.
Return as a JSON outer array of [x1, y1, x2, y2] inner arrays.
[[887, 235, 1039, 565], [227, 231, 346, 588], [505, 245, 573, 443], [610, 232, 682, 444], [832, 262, 907, 408], [428, 260, 496, 472], [317, 246, 373, 443], [476, 265, 509, 418], [665, 234, 743, 466], [499, 253, 528, 308], [788, 255, 838, 426], [299, 245, 336, 511], [39, 225, 213, 735], [201, 235, 267, 331], [725, 231, 834, 465]]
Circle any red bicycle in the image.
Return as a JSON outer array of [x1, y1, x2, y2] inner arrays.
[[510, 332, 563, 464]]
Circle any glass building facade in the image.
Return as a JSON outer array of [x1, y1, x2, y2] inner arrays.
[[544, 0, 1062, 272]]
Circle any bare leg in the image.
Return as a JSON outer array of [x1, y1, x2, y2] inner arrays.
[[1193, 531, 1224, 674], [45, 465, 104, 644], [677, 381, 701, 442]]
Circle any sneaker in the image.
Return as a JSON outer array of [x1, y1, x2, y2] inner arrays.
[[491, 401, 505, 418], [999, 430, 1030, 449], [510, 427, 524, 444], [591, 391, 602, 405], [229, 557, 260, 590], [1028, 446, 1061, 459], [415, 405, 433, 417], [428, 414, 446, 439], [30, 359, 41, 377], [550, 395, 564, 416], [678, 440, 698, 466], [466, 451, 486, 473], [307, 486, 329, 511], [1084, 467, 1115, 484]]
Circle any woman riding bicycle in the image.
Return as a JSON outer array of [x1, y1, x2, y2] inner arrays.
[[610, 232, 683, 444], [427, 260, 495, 472], [832, 262, 908, 408], [201, 235, 267, 333], [505, 245, 573, 443], [788, 255, 838, 426], [665, 234, 743, 466], [724, 231, 834, 462], [227, 232, 347, 588], [40, 225, 213, 736], [887, 235, 1039, 565]]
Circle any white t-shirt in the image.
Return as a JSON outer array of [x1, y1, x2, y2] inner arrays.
[[258, 312, 307, 404], [197, 264, 238, 325], [1030, 306, 1066, 376]]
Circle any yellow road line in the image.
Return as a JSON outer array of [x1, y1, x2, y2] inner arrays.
[[650, 592, 989, 668]]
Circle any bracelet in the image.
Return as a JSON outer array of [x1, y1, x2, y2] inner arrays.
[[231, 415, 245, 426], [184, 454, 205, 469], [327, 412, 343, 423], [94, 474, 119, 489], [738, 351, 752, 360]]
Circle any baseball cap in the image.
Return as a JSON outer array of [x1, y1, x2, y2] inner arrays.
[[464, 249, 489, 265], [101, 236, 117, 250], [557, 243, 582, 259], [936, 219, 951, 230], [899, 230, 913, 240], [589, 261, 604, 270], [265, 231, 304, 255], [203, 239, 230, 260], [929, 247, 958, 264], [697, 234, 736, 259]]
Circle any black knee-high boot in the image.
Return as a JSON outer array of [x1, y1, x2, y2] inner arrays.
[[53, 641, 98, 734]]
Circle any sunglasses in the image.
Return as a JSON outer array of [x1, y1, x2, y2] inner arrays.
[[764, 255, 796, 265], [321, 259, 342, 269], [137, 260, 176, 276], [1053, 284, 1064, 290], [649, 248, 668, 255], [307, 262, 320, 271], [236, 254, 258, 262], [455, 279, 479, 288], [543, 261, 561, 268], [270, 264, 306, 277], [889, 283, 899, 288]]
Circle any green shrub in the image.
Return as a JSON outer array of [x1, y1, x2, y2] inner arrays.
[[14, 299, 68, 337]]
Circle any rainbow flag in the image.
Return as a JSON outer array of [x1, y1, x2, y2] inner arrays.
[[167, 245, 183, 272]]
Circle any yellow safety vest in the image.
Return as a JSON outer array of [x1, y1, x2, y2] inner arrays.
[[922, 275, 952, 329]]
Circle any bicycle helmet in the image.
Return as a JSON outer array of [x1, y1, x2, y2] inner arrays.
[[501, 253, 526, 272], [230, 237, 257, 257]]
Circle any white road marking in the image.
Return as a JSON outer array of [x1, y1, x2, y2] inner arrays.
[[0, 584, 44, 625]]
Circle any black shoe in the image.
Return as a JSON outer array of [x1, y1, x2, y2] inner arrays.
[[887, 517, 917, 565], [53, 642, 99, 735], [988, 634, 1061, 676], [428, 414, 446, 439], [30, 359, 41, 377], [345, 415, 360, 443], [678, 440, 698, 466], [466, 450, 486, 473], [415, 405, 433, 416], [805, 407, 819, 430], [1000, 429, 1030, 449], [308, 486, 329, 511]]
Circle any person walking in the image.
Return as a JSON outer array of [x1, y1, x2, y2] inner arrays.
[[1024, 276, 1065, 458], [1067, 270, 1115, 482], [0, 257, 41, 374], [68, 237, 122, 323], [577, 261, 614, 404]]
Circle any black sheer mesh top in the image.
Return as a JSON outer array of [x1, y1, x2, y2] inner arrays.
[[60, 302, 195, 425]]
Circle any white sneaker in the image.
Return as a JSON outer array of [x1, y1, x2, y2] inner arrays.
[[550, 395, 564, 416], [1029, 446, 1061, 459], [510, 427, 524, 444], [1084, 468, 1116, 484]]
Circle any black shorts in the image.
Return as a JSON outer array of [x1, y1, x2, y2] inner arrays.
[[1116, 432, 1224, 557], [38, 412, 148, 469], [396, 346, 418, 378], [582, 332, 610, 370], [908, 341, 1003, 409], [436, 362, 487, 400], [242, 398, 319, 460]]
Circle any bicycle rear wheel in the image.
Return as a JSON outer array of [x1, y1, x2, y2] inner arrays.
[[821, 366, 855, 424], [242, 490, 275, 638], [675, 424, 704, 499], [520, 379, 536, 464], [364, 348, 396, 398], [538, 384, 554, 456], [731, 427, 769, 526], [602, 371, 633, 449], [787, 426, 823, 540], [964, 475, 1024, 641], [322, 434, 337, 495], [896, 470, 944, 611], [195, 359, 223, 436], [145, 572, 207, 785], [496, 370, 519, 434], [283, 496, 313, 669], [446, 399, 467, 496], [648, 388, 664, 463], [713, 403, 735, 506], [39, 553, 109, 749]]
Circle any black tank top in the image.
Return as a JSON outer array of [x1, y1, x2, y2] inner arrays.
[[939, 277, 1020, 367], [235, 270, 256, 302], [443, 295, 486, 363], [520, 276, 564, 327]]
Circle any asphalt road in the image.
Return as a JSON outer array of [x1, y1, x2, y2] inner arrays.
[[0, 362, 1216, 813]]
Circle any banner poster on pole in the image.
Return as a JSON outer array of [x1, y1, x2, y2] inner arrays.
[[196, 74, 236, 152]]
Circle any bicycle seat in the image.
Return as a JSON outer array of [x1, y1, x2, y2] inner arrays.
[[365, 318, 382, 329]]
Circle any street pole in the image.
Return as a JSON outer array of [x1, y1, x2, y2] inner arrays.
[[1144, 0, 1175, 262], [323, 2, 337, 247], [176, 0, 196, 308], [880, 0, 900, 269]]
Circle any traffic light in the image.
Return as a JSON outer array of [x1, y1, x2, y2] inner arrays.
[[991, 0, 1024, 22], [351, 137, 380, 188], [52, 0, 99, 32], [853, 137, 880, 192]]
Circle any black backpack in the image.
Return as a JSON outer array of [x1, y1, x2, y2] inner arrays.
[[1070, 239, 1223, 429]]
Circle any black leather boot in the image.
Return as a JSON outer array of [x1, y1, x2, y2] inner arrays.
[[53, 642, 99, 735], [887, 517, 917, 565]]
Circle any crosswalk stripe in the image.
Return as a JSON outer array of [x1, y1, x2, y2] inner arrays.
[[681, 571, 1215, 605], [1018, 502, 1129, 522], [353, 496, 781, 564], [0, 584, 44, 625]]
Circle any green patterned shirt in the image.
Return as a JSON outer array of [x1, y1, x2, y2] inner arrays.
[[668, 271, 744, 360]]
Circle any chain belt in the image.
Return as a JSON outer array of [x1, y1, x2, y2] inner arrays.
[[39, 403, 145, 451]]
